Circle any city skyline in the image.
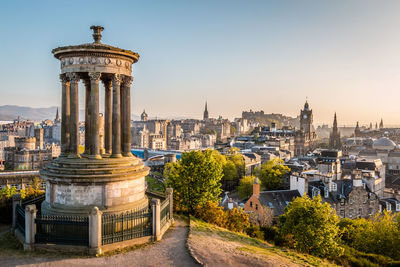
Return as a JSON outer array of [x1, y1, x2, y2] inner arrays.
[[1, 1, 400, 125]]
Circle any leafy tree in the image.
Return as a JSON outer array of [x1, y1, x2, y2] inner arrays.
[[249, 206, 274, 227], [238, 175, 258, 199], [279, 195, 343, 258], [194, 201, 228, 227], [258, 158, 290, 190], [223, 160, 238, 181], [230, 125, 236, 135], [338, 211, 400, 260], [226, 207, 250, 233], [164, 150, 223, 214]]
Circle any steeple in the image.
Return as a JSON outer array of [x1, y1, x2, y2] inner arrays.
[[379, 119, 384, 129], [329, 112, 341, 149], [203, 101, 209, 120], [55, 107, 60, 123], [355, 121, 361, 137]]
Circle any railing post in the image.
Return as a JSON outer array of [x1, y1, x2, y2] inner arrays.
[[152, 198, 161, 241], [12, 194, 22, 231], [24, 204, 37, 251], [89, 206, 102, 255], [165, 188, 174, 221]]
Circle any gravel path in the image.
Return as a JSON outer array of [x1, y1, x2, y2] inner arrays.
[[0, 218, 199, 267]]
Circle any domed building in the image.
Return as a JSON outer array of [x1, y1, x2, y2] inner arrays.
[[373, 137, 396, 151]]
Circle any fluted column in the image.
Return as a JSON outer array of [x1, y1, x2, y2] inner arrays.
[[89, 72, 102, 159], [67, 72, 80, 158], [122, 76, 133, 157], [103, 80, 112, 155], [111, 74, 122, 158], [83, 79, 91, 155], [60, 74, 70, 156]]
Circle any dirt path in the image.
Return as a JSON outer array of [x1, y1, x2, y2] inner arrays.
[[0, 219, 199, 267]]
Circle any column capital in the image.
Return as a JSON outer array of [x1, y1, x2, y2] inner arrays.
[[88, 72, 102, 82], [59, 74, 70, 84], [66, 72, 80, 83], [122, 75, 133, 87], [111, 74, 122, 85]]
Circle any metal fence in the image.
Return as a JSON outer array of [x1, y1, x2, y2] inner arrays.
[[102, 208, 152, 245], [16, 204, 25, 235], [22, 195, 45, 214], [35, 215, 89, 246], [160, 199, 170, 228]]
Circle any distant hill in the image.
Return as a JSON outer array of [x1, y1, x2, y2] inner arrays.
[[0, 105, 58, 121], [0, 105, 144, 122]]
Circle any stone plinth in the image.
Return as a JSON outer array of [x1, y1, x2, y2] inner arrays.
[[40, 155, 149, 216]]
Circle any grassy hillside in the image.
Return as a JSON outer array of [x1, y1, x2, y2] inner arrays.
[[188, 218, 337, 267]]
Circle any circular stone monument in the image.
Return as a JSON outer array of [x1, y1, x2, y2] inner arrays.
[[40, 26, 150, 216]]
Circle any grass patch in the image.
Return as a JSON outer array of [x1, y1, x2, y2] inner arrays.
[[190, 218, 338, 267]]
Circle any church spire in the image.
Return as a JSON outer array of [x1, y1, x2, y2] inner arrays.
[[379, 118, 384, 129], [333, 112, 337, 129], [203, 101, 209, 120], [55, 107, 60, 123]]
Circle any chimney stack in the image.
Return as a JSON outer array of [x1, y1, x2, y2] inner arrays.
[[253, 177, 260, 197]]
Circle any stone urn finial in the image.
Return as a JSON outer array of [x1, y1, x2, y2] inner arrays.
[[90, 25, 104, 44]]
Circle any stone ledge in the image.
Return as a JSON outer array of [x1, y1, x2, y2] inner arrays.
[[100, 236, 152, 254]]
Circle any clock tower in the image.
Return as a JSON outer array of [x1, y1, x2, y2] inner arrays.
[[300, 101, 313, 134]]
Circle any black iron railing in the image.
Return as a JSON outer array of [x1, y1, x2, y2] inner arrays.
[[16, 204, 25, 235], [35, 215, 89, 246], [160, 199, 170, 228], [22, 195, 45, 215], [102, 208, 152, 245]]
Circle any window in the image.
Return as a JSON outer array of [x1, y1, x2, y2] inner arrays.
[[340, 210, 345, 218], [255, 204, 258, 210], [349, 209, 354, 218], [379, 204, 382, 213], [349, 197, 354, 205], [368, 208, 373, 215], [250, 201, 253, 208], [387, 202, 392, 212], [363, 195, 368, 204], [331, 183, 337, 192], [340, 198, 345, 206], [396, 203, 400, 212], [358, 208, 362, 217], [324, 188, 329, 198]]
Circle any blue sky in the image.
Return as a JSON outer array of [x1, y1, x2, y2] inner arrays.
[[1, 0, 400, 125]]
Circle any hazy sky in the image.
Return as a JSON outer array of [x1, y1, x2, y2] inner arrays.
[[1, 0, 400, 126]]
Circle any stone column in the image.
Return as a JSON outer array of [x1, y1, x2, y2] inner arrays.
[[121, 76, 133, 157], [67, 72, 80, 158], [84, 79, 91, 155], [89, 206, 102, 255], [152, 198, 161, 241], [60, 74, 70, 156], [24, 204, 37, 251], [89, 72, 102, 159], [111, 74, 122, 158], [103, 80, 112, 155]]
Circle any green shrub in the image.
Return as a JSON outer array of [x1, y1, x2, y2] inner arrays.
[[245, 225, 264, 240], [260, 225, 278, 242]]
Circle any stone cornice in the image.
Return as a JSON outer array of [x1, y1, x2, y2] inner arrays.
[[53, 46, 139, 63]]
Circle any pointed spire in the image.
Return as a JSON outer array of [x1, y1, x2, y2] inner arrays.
[[55, 107, 60, 122], [380, 118, 383, 129], [333, 112, 337, 128]]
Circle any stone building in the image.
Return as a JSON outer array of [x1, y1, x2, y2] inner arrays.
[[4, 137, 52, 170], [244, 178, 301, 216]]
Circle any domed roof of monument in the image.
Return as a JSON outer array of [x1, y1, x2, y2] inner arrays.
[[373, 137, 396, 150], [52, 26, 139, 62]]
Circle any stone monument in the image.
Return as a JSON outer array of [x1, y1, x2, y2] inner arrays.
[[40, 26, 149, 216]]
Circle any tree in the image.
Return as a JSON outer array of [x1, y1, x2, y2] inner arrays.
[[164, 150, 223, 214], [338, 211, 400, 260], [279, 195, 343, 258], [258, 158, 290, 190], [238, 175, 258, 199], [223, 160, 238, 181], [249, 206, 274, 227]]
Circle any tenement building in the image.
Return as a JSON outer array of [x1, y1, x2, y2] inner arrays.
[[40, 26, 149, 216]]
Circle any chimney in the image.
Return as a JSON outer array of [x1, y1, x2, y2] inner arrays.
[[253, 177, 260, 197]]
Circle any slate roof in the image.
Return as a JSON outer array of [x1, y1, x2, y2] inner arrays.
[[257, 189, 301, 216]]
